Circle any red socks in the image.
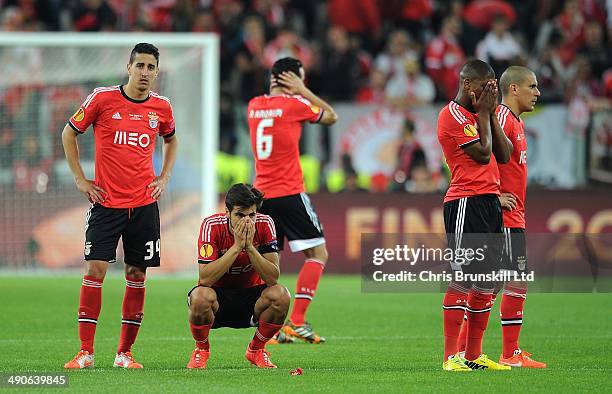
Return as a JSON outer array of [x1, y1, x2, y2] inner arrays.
[[290, 259, 325, 326], [442, 288, 468, 360], [464, 291, 493, 361], [500, 288, 526, 358], [117, 275, 146, 354], [457, 294, 496, 353], [190, 321, 213, 350], [249, 321, 283, 350], [78, 275, 103, 353]]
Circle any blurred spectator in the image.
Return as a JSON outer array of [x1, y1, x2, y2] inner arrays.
[[340, 169, 368, 193], [554, 0, 586, 64], [191, 8, 218, 32], [374, 30, 419, 83], [1, 6, 29, 31], [172, 0, 196, 31], [395, 0, 434, 43], [355, 69, 387, 105], [328, 0, 381, 50], [253, 0, 287, 31], [1, 2, 50, 30], [566, 56, 609, 135], [578, 21, 610, 79], [391, 118, 426, 192], [476, 16, 523, 77], [538, 29, 577, 88], [71, 0, 117, 31], [232, 15, 268, 102], [13, 134, 52, 193], [216, 0, 247, 81], [317, 26, 361, 101], [425, 16, 465, 101], [263, 27, 312, 69], [288, 0, 318, 39], [529, 43, 565, 102], [385, 58, 435, 108], [339, 154, 368, 193], [408, 162, 438, 192]]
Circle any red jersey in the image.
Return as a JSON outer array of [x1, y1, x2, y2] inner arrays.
[[248, 94, 323, 198], [437, 101, 500, 203], [425, 35, 465, 100], [68, 85, 175, 208], [197, 213, 279, 288], [496, 105, 527, 228]]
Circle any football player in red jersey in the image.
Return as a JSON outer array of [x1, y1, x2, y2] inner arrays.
[[437, 59, 513, 371], [488, 66, 546, 368], [62, 43, 178, 369], [247, 57, 338, 344], [186, 183, 290, 369]]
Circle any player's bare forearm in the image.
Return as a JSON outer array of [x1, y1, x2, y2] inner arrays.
[[490, 114, 513, 164], [61, 124, 87, 182], [299, 87, 338, 125], [462, 113, 492, 164], [160, 135, 178, 179], [198, 245, 241, 286], [245, 246, 279, 286]]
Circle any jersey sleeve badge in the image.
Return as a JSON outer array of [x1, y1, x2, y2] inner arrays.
[[463, 124, 478, 137], [199, 243, 214, 259], [72, 107, 85, 122]]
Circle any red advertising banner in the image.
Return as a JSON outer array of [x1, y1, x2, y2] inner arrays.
[[308, 190, 612, 273], [1, 190, 610, 273]]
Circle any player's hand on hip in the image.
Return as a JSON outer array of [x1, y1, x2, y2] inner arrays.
[[75, 177, 106, 204], [499, 192, 517, 211], [148, 175, 169, 200], [278, 72, 306, 95]]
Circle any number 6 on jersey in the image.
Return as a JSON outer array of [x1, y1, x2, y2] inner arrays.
[[256, 118, 274, 160]]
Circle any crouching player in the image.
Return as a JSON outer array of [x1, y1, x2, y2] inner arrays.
[[186, 183, 290, 369]]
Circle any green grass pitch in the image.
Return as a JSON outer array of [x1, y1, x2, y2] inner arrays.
[[1, 275, 611, 392]]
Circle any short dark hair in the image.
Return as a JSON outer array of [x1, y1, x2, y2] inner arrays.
[[499, 66, 534, 94], [271, 57, 303, 79], [459, 59, 495, 83], [129, 43, 160, 65], [225, 183, 264, 212]]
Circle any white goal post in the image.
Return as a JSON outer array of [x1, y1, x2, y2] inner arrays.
[[0, 32, 219, 218]]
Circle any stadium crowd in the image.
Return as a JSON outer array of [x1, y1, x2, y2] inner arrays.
[[0, 0, 611, 193]]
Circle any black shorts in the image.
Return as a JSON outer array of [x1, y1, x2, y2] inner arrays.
[[259, 193, 324, 252], [502, 227, 527, 273], [187, 284, 267, 329], [84, 202, 160, 267], [443, 194, 503, 273]]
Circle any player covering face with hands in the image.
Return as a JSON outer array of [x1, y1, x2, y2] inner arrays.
[[456, 66, 546, 368], [186, 184, 290, 369], [437, 59, 513, 372]]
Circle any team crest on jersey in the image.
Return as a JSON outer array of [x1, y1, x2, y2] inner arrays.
[[72, 107, 85, 122], [310, 105, 321, 114], [200, 243, 214, 258], [148, 112, 159, 129], [464, 124, 478, 137]]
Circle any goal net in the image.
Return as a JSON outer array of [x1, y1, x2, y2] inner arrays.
[[0, 33, 218, 272]]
